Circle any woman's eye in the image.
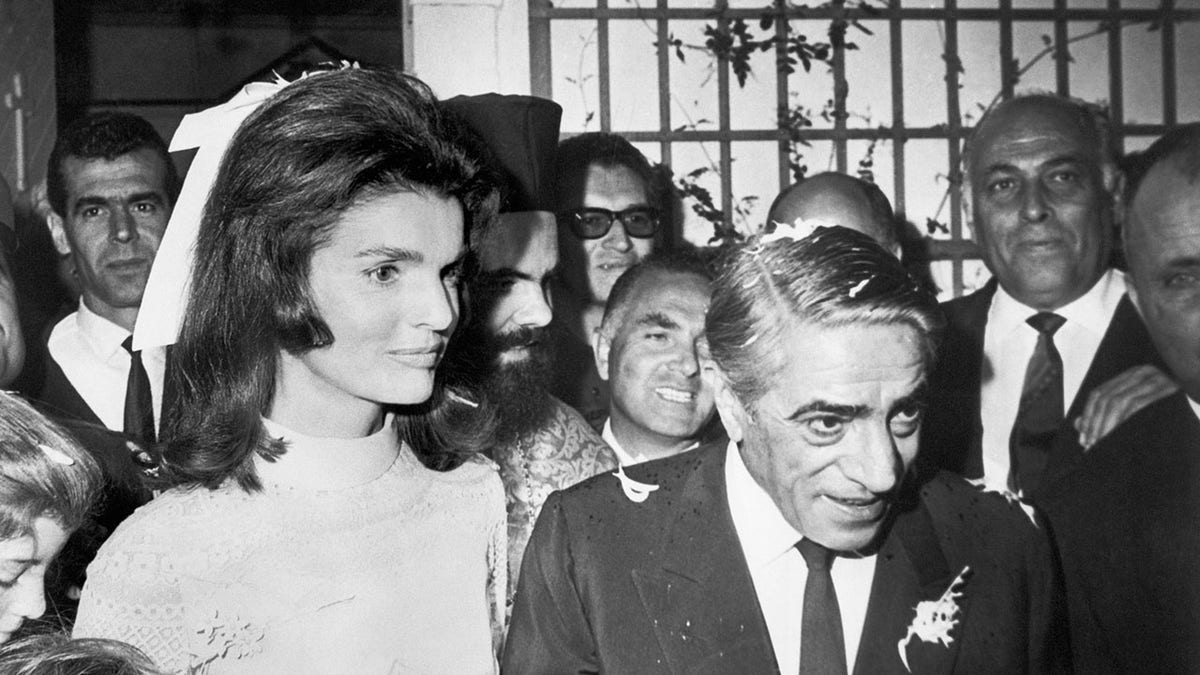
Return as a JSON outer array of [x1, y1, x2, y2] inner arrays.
[[370, 265, 399, 283]]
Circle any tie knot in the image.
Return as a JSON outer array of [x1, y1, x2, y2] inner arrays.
[[1027, 312, 1066, 336], [120, 335, 135, 356], [796, 538, 834, 571]]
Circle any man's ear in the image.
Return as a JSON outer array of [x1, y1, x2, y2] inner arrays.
[[592, 328, 611, 383], [47, 212, 73, 257], [707, 366, 747, 443]]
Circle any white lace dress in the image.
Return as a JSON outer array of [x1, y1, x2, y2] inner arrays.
[[73, 419, 507, 674]]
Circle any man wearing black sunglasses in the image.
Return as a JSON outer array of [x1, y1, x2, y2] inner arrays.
[[550, 133, 662, 427]]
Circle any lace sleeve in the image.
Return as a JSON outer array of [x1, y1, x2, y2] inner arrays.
[[484, 466, 508, 659], [72, 516, 189, 673]]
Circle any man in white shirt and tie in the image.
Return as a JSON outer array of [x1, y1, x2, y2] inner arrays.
[[38, 112, 176, 444], [591, 250, 717, 465], [505, 225, 1068, 674], [921, 93, 1173, 501]]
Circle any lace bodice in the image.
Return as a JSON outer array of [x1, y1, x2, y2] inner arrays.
[[73, 425, 506, 674]]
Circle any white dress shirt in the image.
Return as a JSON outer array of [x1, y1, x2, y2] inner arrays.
[[601, 418, 699, 466], [1189, 396, 1200, 425], [725, 441, 876, 673], [47, 301, 167, 433], [979, 269, 1126, 492]]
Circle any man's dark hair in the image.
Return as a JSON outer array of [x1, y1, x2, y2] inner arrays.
[[1122, 122, 1200, 205], [556, 132, 660, 210], [47, 112, 179, 216], [601, 248, 714, 328], [163, 68, 500, 491]]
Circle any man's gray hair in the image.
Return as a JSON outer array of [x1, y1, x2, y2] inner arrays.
[[706, 226, 942, 407]]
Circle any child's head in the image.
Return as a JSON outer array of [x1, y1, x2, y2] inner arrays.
[[0, 393, 101, 643]]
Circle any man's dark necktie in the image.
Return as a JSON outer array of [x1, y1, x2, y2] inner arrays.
[[1008, 312, 1066, 495], [797, 538, 847, 675], [121, 336, 156, 443]]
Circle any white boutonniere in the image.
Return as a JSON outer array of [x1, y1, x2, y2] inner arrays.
[[897, 565, 971, 673], [760, 217, 836, 245], [613, 465, 660, 503]]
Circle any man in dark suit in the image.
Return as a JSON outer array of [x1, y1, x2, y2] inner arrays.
[[921, 93, 1171, 501], [505, 226, 1068, 674], [1042, 123, 1200, 673], [28, 113, 175, 627], [36, 112, 178, 442]]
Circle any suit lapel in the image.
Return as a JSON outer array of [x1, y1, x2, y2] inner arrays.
[[854, 499, 964, 675], [923, 280, 995, 480], [632, 446, 779, 674], [36, 354, 104, 426], [1040, 294, 1162, 495], [1067, 294, 1160, 417]]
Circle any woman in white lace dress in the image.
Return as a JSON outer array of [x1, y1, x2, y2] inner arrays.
[[72, 68, 507, 674]]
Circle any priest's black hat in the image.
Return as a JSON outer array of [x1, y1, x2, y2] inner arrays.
[[442, 93, 563, 214]]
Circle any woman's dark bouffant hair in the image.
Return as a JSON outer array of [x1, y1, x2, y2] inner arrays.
[[161, 67, 500, 491]]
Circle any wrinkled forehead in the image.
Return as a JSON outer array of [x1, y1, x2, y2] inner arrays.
[[748, 319, 929, 403], [615, 271, 710, 325], [970, 99, 1104, 169]]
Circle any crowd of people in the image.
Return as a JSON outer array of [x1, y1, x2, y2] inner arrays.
[[0, 63, 1194, 673]]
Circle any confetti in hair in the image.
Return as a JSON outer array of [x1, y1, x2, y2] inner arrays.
[[39, 444, 75, 466], [848, 277, 871, 298]]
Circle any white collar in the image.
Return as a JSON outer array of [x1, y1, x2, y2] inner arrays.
[[257, 414, 401, 490], [601, 418, 700, 466], [1188, 396, 1200, 426], [601, 418, 647, 466], [725, 440, 803, 568], [990, 268, 1125, 338], [75, 300, 133, 361]]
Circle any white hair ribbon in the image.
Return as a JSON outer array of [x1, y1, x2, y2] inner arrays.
[[132, 78, 290, 351]]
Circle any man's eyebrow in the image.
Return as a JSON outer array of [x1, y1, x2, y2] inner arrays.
[[480, 267, 539, 283], [980, 153, 1087, 176], [785, 400, 868, 421], [127, 191, 166, 204], [71, 195, 110, 211], [782, 396, 868, 417], [634, 311, 680, 330], [1163, 256, 1200, 271], [891, 382, 930, 413]]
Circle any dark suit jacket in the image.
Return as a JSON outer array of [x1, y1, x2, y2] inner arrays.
[[30, 350, 162, 629], [1042, 392, 1200, 674], [504, 442, 1069, 674], [33, 351, 160, 526], [920, 279, 1163, 500]]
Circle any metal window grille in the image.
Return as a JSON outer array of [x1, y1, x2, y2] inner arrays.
[[529, 0, 1200, 298]]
